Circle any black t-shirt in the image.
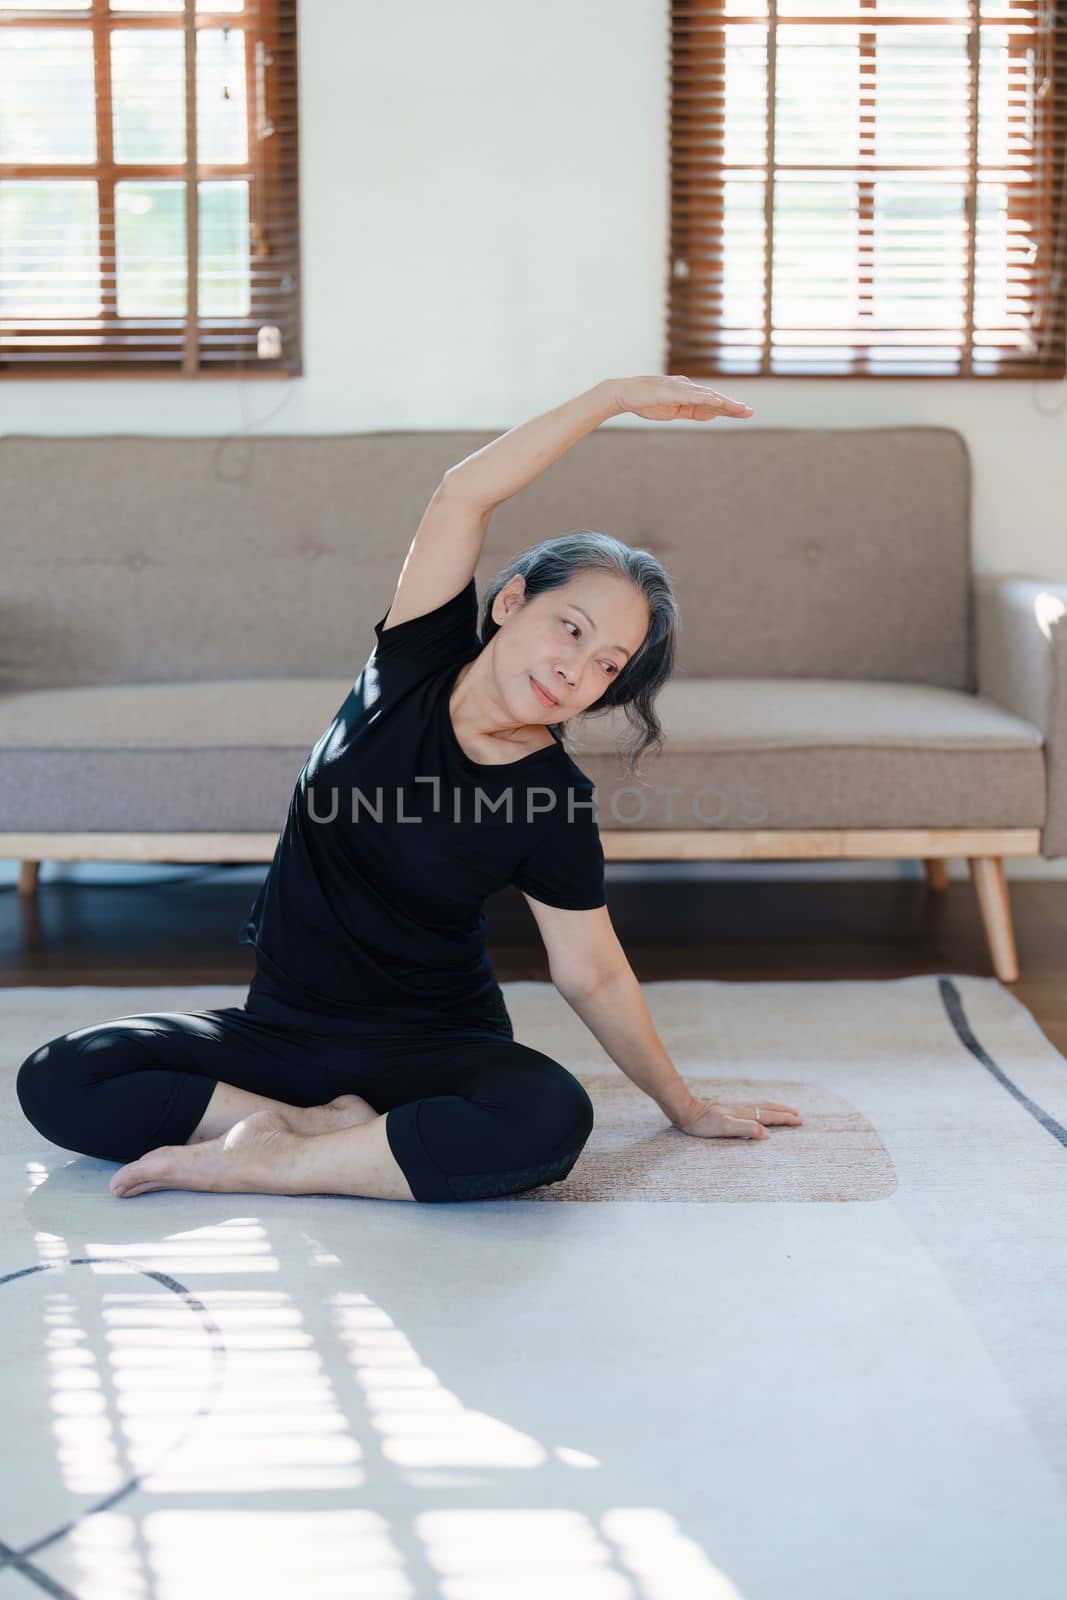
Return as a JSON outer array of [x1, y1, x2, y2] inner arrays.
[[238, 575, 606, 1027]]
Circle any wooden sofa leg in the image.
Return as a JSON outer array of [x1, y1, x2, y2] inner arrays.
[[968, 856, 1020, 983], [923, 858, 950, 892], [17, 860, 41, 897]]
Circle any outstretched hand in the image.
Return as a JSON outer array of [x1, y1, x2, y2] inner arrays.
[[675, 1097, 803, 1141], [610, 374, 754, 423]]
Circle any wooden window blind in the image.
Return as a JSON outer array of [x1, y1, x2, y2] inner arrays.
[[0, 0, 300, 378], [668, 0, 1067, 378]]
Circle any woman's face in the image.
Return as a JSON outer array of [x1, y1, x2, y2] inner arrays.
[[489, 571, 651, 723]]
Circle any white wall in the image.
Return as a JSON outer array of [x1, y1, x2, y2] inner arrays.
[[3, 0, 1066, 879]]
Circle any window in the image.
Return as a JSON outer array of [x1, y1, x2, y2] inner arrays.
[[668, 0, 1067, 378], [0, 0, 300, 377]]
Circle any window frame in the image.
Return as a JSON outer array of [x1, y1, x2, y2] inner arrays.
[[0, 0, 302, 379], [667, 0, 1067, 381]]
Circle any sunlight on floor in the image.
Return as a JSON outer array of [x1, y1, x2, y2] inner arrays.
[[16, 1218, 745, 1599]]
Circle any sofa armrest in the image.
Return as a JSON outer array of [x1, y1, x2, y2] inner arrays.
[[975, 573, 1067, 857]]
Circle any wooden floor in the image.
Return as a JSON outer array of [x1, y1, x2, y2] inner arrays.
[[3, 868, 1065, 1058]]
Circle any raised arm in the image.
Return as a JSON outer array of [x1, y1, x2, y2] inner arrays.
[[379, 478, 495, 632], [444, 374, 752, 510], [444, 380, 620, 512], [382, 375, 752, 632], [380, 381, 619, 632]]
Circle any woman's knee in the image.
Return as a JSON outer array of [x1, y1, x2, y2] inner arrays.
[[554, 1070, 595, 1150], [16, 1026, 136, 1150], [16, 1034, 82, 1145], [444, 1069, 594, 1202], [482, 1060, 594, 1160]]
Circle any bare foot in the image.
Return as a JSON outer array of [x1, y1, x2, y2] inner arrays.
[[110, 1108, 303, 1199], [282, 1094, 378, 1136]]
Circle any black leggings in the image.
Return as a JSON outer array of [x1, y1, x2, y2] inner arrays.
[[14, 986, 595, 1203]]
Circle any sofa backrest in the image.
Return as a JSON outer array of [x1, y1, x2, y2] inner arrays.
[[0, 426, 973, 692]]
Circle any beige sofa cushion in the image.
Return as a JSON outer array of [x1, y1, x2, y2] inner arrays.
[[0, 678, 1044, 835], [570, 678, 1044, 753]]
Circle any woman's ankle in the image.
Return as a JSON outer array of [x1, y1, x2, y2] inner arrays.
[[188, 1081, 294, 1144]]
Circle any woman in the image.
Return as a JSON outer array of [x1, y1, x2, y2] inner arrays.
[[15, 375, 801, 1204]]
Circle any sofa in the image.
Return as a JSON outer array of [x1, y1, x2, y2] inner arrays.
[[2, 426, 1064, 984]]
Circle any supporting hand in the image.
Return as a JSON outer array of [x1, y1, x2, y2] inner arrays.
[[609, 374, 754, 422], [674, 1097, 803, 1140]]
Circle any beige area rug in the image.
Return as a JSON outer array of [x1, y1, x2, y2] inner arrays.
[[4, 975, 1065, 1204], [501, 973, 1067, 1202]]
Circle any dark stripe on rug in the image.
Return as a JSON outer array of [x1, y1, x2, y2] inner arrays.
[[0, 1256, 227, 1588], [938, 976, 1067, 1150]]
